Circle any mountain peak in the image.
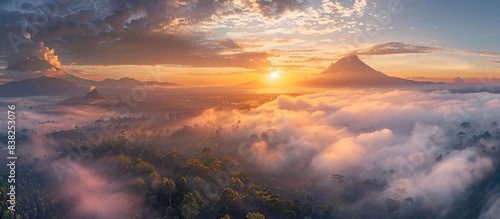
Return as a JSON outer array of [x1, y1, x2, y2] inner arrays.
[[301, 55, 430, 87], [339, 54, 360, 62], [338, 54, 362, 64], [6, 56, 60, 72], [84, 88, 103, 99], [322, 54, 375, 74]]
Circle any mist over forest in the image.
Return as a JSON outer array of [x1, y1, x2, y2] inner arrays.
[[1, 0, 499, 218], [2, 87, 500, 219]]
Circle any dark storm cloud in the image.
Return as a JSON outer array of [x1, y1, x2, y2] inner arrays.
[[352, 42, 442, 56], [0, 0, 293, 68]]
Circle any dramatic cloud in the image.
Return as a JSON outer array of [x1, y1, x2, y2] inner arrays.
[[0, 34, 69, 81], [187, 89, 500, 214], [322, 0, 367, 17], [0, 0, 374, 67], [245, 0, 308, 18], [3, 36, 61, 67], [0, 0, 497, 72], [0, 0, 312, 67]]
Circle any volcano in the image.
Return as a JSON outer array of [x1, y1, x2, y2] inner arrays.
[[4, 56, 97, 86], [84, 88, 104, 99], [3, 56, 179, 88], [301, 55, 435, 87]]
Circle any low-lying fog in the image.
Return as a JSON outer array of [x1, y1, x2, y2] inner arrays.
[[2, 87, 500, 218]]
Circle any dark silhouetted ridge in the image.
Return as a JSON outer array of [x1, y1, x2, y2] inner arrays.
[[0, 76, 80, 97]]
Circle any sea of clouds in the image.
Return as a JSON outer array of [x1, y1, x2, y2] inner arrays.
[[188, 89, 500, 217], [4, 88, 500, 218]]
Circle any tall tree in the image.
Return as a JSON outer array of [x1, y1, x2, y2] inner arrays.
[[162, 177, 176, 207]]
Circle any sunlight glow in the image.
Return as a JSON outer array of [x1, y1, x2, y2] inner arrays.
[[269, 70, 280, 79]]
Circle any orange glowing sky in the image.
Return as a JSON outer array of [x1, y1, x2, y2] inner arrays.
[[0, 0, 499, 85]]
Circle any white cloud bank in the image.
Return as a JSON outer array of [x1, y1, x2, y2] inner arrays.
[[188, 89, 500, 215]]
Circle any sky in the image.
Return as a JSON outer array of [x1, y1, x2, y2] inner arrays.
[[0, 0, 499, 85]]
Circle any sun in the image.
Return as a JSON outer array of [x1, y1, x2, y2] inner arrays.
[[269, 70, 280, 79]]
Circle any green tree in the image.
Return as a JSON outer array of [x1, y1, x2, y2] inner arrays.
[[246, 212, 265, 219], [162, 177, 176, 207], [217, 188, 241, 214], [201, 147, 221, 171], [230, 177, 244, 189], [187, 158, 209, 175], [131, 178, 147, 193], [202, 147, 214, 161], [181, 192, 204, 219]]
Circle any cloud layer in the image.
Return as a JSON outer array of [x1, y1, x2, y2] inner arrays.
[[351, 42, 500, 59], [0, 0, 373, 67], [0, 0, 311, 67], [60, 165, 142, 219], [5, 87, 500, 217], [187, 89, 500, 215]]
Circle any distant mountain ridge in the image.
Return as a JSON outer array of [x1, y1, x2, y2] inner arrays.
[[99, 77, 178, 87], [0, 76, 81, 97], [236, 80, 270, 88], [302, 55, 439, 87], [2, 57, 179, 90]]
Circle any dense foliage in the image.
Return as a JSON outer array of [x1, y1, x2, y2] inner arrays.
[[1, 136, 336, 219], [1, 120, 500, 218]]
